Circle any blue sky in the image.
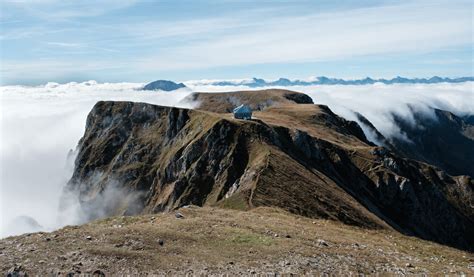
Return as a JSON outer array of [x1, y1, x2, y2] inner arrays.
[[0, 0, 472, 85]]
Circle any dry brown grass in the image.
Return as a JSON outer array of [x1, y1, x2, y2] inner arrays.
[[1, 206, 472, 275], [190, 89, 312, 113]]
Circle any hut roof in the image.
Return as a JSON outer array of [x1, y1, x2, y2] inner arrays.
[[233, 104, 252, 114]]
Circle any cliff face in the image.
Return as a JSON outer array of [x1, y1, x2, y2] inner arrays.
[[390, 108, 474, 177], [65, 91, 474, 251], [356, 108, 474, 177]]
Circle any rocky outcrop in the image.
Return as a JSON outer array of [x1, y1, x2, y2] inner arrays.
[[65, 92, 474, 251]]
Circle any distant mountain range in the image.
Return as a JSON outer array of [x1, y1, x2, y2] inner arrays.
[[142, 76, 473, 91], [208, 76, 474, 87]]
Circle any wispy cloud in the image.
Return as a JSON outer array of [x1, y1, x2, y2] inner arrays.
[[0, 0, 472, 83], [3, 0, 139, 20], [136, 1, 472, 70], [45, 41, 83, 47], [44, 41, 120, 52]]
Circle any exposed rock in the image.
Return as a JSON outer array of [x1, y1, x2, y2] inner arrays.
[[7, 264, 28, 277], [283, 92, 313, 104], [370, 147, 388, 157], [92, 269, 106, 277]]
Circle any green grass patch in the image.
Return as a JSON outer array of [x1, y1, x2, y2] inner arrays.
[[218, 193, 250, 210]]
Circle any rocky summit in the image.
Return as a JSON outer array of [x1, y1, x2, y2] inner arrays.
[[2, 89, 473, 275], [142, 79, 186, 91]]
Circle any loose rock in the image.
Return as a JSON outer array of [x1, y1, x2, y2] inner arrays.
[[317, 239, 329, 247], [7, 264, 27, 277], [92, 269, 106, 277]]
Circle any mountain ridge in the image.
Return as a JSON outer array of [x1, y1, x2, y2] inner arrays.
[[203, 76, 474, 87], [63, 89, 474, 252], [354, 108, 474, 177]]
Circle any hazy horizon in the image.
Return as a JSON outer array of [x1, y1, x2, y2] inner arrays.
[[1, 75, 473, 87]]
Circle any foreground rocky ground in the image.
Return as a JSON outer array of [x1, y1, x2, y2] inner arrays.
[[2, 206, 473, 275]]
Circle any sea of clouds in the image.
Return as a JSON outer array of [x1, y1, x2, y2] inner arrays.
[[0, 81, 192, 237], [295, 82, 474, 143], [1, 80, 473, 237]]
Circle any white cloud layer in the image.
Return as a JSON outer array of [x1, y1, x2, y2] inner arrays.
[[0, 81, 192, 237], [299, 82, 474, 142], [140, 1, 472, 71], [1, 81, 473, 237]]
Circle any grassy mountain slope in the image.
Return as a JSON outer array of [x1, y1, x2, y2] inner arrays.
[[1, 207, 473, 275]]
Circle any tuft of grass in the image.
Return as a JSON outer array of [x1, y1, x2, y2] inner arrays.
[[87, 246, 146, 259], [229, 232, 273, 246]]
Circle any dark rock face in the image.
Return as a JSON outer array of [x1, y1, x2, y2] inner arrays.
[[283, 92, 314, 104], [65, 100, 474, 252], [354, 108, 474, 178], [463, 115, 474, 125], [388, 108, 474, 177], [143, 80, 186, 91], [66, 101, 253, 217]]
